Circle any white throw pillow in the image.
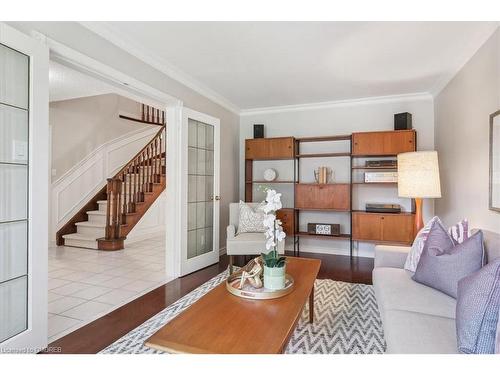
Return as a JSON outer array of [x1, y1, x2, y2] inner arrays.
[[237, 201, 266, 234], [404, 216, 470, 272]]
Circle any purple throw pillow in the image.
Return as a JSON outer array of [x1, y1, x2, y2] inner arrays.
[[405, 216, 469, 272], [496, 308, 500, 354], [456, 258, 500, 354], [412, 221, 484, 298]]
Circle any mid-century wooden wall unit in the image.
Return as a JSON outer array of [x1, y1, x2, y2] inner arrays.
[[245, 129, 417, 256]]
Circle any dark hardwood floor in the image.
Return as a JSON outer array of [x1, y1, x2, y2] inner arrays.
[[44, 252, 373, 354]]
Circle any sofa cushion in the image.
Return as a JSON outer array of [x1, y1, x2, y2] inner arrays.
[[373, 267, 456, 319], [383, 310, 458, 354], [473, 229, 500, 264], [456, 258, 500, 354], [413, 229, 484, 298]]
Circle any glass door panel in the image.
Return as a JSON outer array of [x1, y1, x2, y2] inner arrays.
[[0, 43, 29, 344], [187, 119, 215, 259]]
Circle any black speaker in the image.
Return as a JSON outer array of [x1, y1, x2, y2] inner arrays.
[[394, 112, 412, 130], [253, 124, 264, 138]]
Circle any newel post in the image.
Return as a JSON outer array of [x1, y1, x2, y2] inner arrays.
[[105, 178, 122, 240]]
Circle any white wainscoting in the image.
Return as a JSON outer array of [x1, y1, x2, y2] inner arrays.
[[50, 126, 166, 244]]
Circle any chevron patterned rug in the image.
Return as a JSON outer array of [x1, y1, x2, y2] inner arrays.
[[101, 270, 386, 354]]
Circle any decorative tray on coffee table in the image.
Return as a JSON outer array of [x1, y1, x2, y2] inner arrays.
[[226, 270, 294, 300]]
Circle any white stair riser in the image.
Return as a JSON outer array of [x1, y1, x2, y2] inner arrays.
[[64, 238, 98, 250], [87, 213, 106, 225], [76, 225, 105, 238], [98, 202, 107, 212]]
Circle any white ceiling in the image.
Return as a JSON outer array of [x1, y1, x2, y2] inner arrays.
[[83, 21, 498, 111], [49, 60, 131, 102]]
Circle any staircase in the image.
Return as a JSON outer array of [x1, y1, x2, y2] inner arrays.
[[58, 124, 166, 251]]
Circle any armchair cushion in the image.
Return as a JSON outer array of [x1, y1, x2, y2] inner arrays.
[[227, 225, 236, 239]]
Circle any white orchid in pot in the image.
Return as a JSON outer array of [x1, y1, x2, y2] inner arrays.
[[260, 189, 287, 290]]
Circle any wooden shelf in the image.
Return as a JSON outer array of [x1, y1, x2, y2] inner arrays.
[[296, 152, 351, 158], [352, 182, 397, 185], [351, 154, 398, 158], [352, 210, 415, 216], [295, 182, 350, 186], [246, 180, 295, 184], [247, 157, 295, 161], [296, 135, 351, 142], [295, 208, 351, 212], [351, 166, 397, 170], [296, 232, 351, 240], [351, 238, 412, 246]]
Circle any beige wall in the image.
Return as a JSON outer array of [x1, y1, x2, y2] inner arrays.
[[435, 28, 500, 232], [50, 93, 147, 180]]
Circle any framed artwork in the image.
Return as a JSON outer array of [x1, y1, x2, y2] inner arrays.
[[490, 110, 500, 212]]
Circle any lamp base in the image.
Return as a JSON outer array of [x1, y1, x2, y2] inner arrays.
[[414, 198, 424, 235]]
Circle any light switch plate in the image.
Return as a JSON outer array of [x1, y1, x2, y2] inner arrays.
[[12, 140, 28, 162]]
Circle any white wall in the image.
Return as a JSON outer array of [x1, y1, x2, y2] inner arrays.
[[435, 28, 500, 233], [50, 126, 161, 243], [50, 93, 146, 180], [11, 22, 240, 251], [240, 95, 435, 257]]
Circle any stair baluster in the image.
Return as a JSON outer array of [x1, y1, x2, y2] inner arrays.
[[103, 125, 166, 245]]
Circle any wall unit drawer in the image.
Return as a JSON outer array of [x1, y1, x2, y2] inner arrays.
[[295, 184, 350, 211], [352, 212, 415, 244], [352, 130, 416, 156], [245, 137, 295, 160], [276, 208, 295, 235]]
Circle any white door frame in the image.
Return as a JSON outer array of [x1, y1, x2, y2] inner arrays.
[[27, 34, 185, 283], [180, 108, 221, 276], [0, 23, 49, 351]]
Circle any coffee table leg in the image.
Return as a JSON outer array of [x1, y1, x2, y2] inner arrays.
[[309, 286, 314, 324]]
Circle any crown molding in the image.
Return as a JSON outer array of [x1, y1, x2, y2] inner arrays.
[[79, 22, 241, 115], [430, 23, 500, 97], [240, 92, 433, 116]]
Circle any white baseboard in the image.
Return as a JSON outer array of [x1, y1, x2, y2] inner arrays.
[[285, 245, 375, 259], [125, 227, 166, 244]]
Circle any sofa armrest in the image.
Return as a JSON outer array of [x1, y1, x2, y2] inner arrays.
[[227, 224, 236, 239], [374, 245, 411, 269]]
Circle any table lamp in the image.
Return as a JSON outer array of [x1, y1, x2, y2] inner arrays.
[[397, 151, 441, 234]]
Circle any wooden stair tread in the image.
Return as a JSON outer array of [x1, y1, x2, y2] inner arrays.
[[75, 221, 105, 228]]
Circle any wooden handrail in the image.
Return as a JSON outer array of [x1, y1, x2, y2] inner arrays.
[[113, 125, 165, 178], [104, 124, 166, 242]]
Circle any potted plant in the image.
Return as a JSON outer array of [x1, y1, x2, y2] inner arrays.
[[260, 189, 287, 290]]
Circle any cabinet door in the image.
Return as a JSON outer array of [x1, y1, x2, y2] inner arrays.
[[352, 212, 382, 241], [352, 130, 415, 156], [381, 214, 415, 244], [267, 137, 294, 159], [245, 138, 268, 159], [352, 132, 385, 155], [295, 184, 350, 210], [276, 208, 294, 235], [382, 131, 415, 155]]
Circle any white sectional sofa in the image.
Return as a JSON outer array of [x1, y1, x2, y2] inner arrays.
[[373, 229, 500, 354]]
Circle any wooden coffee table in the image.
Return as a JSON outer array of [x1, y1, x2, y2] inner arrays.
[[145, 257, 321, 354]]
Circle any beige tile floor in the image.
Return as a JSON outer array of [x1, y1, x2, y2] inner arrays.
[[47, 234, 166, 343]]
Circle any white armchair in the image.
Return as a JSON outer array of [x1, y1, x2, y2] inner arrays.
[[226, 202, 284, 274]]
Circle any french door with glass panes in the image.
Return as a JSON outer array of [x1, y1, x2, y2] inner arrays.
[[181, 109, 220, 276], [0, 23, 49, 351]]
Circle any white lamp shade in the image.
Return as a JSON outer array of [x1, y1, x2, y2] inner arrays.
[[398, 151, 441, 198]]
